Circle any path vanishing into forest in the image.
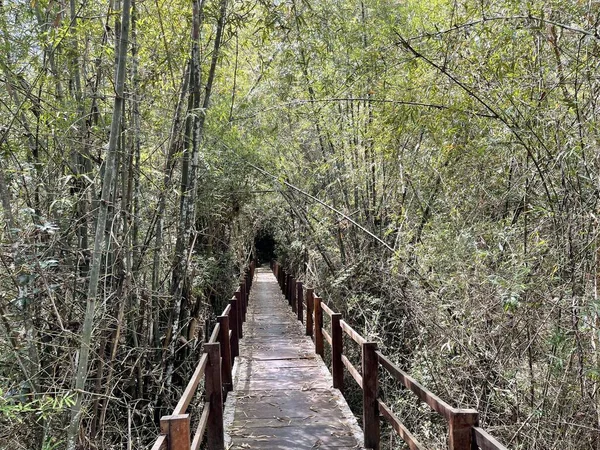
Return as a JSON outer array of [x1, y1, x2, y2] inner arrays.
[[223, 268, 364, 449]]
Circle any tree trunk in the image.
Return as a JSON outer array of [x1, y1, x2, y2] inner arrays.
[[66, 0, 131, 446]]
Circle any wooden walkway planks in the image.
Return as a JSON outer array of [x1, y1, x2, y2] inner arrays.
[[224, 268, 364, 449]]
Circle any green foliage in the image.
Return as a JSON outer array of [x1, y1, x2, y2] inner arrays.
[[0, 389, 75, 422], [2, 0, 600, 447]]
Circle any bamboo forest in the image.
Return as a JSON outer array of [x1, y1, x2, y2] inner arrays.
[[1, 0, 600, 449]]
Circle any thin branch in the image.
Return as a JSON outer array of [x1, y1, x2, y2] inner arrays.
[[408, 14, 600, 42], [231, 97, 497, 121]]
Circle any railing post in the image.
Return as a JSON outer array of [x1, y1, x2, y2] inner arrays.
[[218, 315, 233, 396], [306, 288, 314, 337], [286, 274, 292, 302], [297, 281, 303, 322], [246, 269, 251, 295], [314, 296, 324, 357], [229, 297, 239, 359], [234, 290, 243, 339], [362, 342, 380, 450], [205, 343, 224, 450], [291, 277, 296, 311], [240, 282, 247, 323], [160, 414, 190, 450], [448, 409, 479, 450], [331, 313, 343, 393]]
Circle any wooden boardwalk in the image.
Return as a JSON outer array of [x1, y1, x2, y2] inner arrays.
[[150, 262, 507, 450], [223, 268, 364, 449]]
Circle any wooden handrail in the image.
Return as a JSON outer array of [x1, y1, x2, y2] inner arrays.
[[173, 353, 208, 415], [222, 304, 231, 316], [273, 261, 506, 450], [378, 400, 425, 450], [342, 354, 362, 388], [190, 403, 210, 450], [321, 302, 334, 317], [473, 427, 509, 450], [340, 320, 366, 345], [322, 328, 333, 346], [150, 435, 167, 450], [208, 323, 220, 344], [150, 261, 255, 450], [376, 350, 457, 420]]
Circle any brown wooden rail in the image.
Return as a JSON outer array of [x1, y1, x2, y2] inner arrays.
[[272, 261, 508, 450], [150, 261, 256, 450]]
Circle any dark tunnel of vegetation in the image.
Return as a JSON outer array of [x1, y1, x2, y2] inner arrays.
[[254, 229, 276, 265]]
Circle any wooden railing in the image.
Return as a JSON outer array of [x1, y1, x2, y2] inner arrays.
[[272, 261, 508, 450], [150, 261, 256, 450]]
